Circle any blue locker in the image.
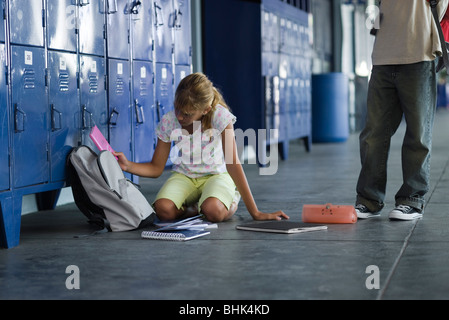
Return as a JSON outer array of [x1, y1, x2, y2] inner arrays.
[[79, 0, 106, 56], [262, 10, 279, 77], [11, 46, 49, 188], [174, 64, 191, 88], [0, 43, 9, 191], [106, 0, 130, 60], [155, 62, 173, 123], [0, 3, 4, 43], [46, 0, 77, 52], [173, 0, 191, 66], [9, 0, 44, 46], [261, 10, 271, 76], [132, 60, 156, 163], [278, 78, 288, 114], [152, 0, 174, 64], [108, 58, 132, 161], [47, 51, 79, 182], [79, 54, 108, 149], [131, 0, 154, 61]]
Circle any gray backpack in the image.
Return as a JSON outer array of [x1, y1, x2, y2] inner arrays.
[[67, 145, 155, 232]]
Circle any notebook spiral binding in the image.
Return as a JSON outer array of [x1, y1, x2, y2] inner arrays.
[[141, 231, 186, 241]]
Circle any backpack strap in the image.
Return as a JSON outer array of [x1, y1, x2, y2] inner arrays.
[[430, 0, 449, 73]]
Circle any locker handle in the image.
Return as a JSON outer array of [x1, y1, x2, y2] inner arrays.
[[51, 104, 62, 131], [130, 0, 141, 14], [82, 105, 93, 129], [14, 104, 26, 133], [109, 107, 119, 125], [107, 0, 117, 14], [174, 9, 183, 29], [79, 0, 90, 7], [134, 99, 145, 124], [154, 2, 164, 27], [156, 100, 165, 122]]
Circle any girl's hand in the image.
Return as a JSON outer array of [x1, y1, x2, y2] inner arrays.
[[112, 151, 130, 172], [252, 210, 290, 221]]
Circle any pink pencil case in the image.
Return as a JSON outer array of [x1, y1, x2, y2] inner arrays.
[[89, 126, 117, 159], [302, 203, 357, 224]]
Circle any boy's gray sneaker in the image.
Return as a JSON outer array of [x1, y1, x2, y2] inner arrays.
[[355, 204, 381, 219], [388, 205, 423, 220]]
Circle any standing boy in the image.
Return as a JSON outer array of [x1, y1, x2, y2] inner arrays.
[[355, 0, 449, 220]]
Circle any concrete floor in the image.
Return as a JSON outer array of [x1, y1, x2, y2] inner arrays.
[[2, 109, 449, 301]]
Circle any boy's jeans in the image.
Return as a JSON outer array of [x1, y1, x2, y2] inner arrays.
[[356, 61, 436, 213]]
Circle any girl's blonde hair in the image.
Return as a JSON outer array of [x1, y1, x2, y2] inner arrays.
[[174, 72, 230, 130]]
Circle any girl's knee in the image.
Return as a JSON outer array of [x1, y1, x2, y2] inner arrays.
[[200, 198, 229, 222], [154, 199, 179, 221]]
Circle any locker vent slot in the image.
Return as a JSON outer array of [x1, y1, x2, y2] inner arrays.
[[23, 69, 36, 90], [139, 78, 147, 96], [115, 77, 124, 95], [58, 72, 69, 92], [88, 74, 98, 93]]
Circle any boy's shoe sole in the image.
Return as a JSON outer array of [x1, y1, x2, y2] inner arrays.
[[388, 210, 423, 221], [356, 211, 381, 219], [355, 204, 381, 219]]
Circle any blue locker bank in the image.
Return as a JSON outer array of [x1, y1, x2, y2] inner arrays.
[[0, 0, 192, 248]]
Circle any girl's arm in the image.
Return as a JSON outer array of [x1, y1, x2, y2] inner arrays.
[[222, 122, 289, 221], [113, 138, 171, 178]]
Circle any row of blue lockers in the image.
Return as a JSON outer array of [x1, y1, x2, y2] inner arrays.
[[4, 0, 190, 63], [0, 0, 192, 248], [264, 76, 311, 145], [262, 8, 311, 78], [261, 1, 311, 148], [0, 0, 191, 191]]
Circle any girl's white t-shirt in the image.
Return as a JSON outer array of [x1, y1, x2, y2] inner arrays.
[[156, 104, 236, 178]]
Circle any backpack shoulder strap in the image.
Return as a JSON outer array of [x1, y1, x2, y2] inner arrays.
[[430, 0, 449, 73]]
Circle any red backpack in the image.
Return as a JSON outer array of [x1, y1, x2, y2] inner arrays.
[[440, 5, 449, 40], [430, 0, 449, 71]]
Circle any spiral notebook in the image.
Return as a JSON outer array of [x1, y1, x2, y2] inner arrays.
[[141, 215, 211, 241], [141, 229, 210, 241]]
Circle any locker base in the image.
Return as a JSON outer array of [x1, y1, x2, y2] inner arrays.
[[0, 193, 20, 249], [0, 182, 65, 249]]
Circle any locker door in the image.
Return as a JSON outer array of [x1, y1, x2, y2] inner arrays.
[[155, 63, 173, 123], [108, 59, 132, 160], [0, 2, 4, 43], [79, 0, 106, 56], [106, 0, 129, 59], [79, 54, 108, 149], [0, 43, 9, 191], [48, 51, 79, 182], [153, 0, 174, 63], [131, 0, 153, 61], [9, 0, 44, 46], [261, 9, 270, 76], [46, 0, 77, 52], [133, 60, 155, 164], [11, 46, 48, 188], [174, 64, 190, 88], [173, 0, 191, 66]]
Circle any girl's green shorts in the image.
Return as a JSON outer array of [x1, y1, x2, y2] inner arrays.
[[154, 172, 236, 210]]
